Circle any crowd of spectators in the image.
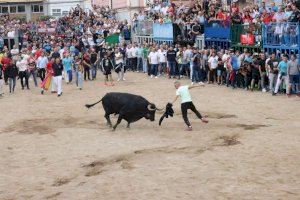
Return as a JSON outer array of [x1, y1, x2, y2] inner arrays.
[[132, 0, 300, 44], [0, 1, 299, 99]]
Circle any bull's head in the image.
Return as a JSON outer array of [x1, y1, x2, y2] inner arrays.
[[146, 104, 163, 121]]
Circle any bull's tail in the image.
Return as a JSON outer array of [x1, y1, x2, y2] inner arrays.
[[85, 99, 103, 109]]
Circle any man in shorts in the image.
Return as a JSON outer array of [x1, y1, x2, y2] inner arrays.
[[100, 53, 114, 86], [171, 81, 209, 131]]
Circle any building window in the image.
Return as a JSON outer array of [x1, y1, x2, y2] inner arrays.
[[32, 5, 43, 13], [17, 5, 25, 13], [10, 6, 17, 13], [52, 9, 61, 16], [1, 6, 9, 14], [62, 11, 69, 16]]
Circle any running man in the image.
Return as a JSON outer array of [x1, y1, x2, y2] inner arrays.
[[171, 81, 209, 131]]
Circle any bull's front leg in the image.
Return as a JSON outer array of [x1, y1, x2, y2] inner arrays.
[[113, 115, 123, 131]]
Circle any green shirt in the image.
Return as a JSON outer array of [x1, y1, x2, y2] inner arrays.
[[143, 47, 150, 58]]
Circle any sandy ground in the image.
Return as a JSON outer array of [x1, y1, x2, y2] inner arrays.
[[0, 72, 299, 200]]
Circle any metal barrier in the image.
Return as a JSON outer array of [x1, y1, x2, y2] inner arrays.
[[263, 22, 300, 62], [132, 21, 153, 36], [132, 34, 154, 44], [263, 22, 299, 48], [153, 39, 173, 46], [195, 35, 205, 49], [205, 39, 231, 50]]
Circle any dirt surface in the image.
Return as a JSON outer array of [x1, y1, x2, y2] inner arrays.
[[0, 73, 299, 200]]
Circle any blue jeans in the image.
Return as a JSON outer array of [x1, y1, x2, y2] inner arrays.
[[179, 64, 189, 76], [192, 70, 200, 83], [91, 64, 97, 79], [67, 70, 73, 82], [142, 58, 148, 73], [190, 61, 193, 79], [168, 61, 176, 76], [76, 71, 83, 88], [159, 62, 167, 75], [151, 64, 158, 76], [137, 57, 143, 71], [28, 70, 38, 87]]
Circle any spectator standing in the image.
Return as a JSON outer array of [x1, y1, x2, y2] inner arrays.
[[36, 52, 48, 82], [90, 48, 98, 80], [167, 46, 177, 78], [287, 55, 300, 96], [16, 56, 29, 90], [273, 55, 289, 96], [62, 53, 73, 83], [6, 59, 18, 93], [52, 58, 63, 97], [267, 53, 280, 92], [208, 52, 218, 84], [148, 47, 159, 78]]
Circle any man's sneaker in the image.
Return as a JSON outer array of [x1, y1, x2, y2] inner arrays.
[[186, 126, 193, 131], [150, 75, 153, 78], [272, 91, 277, 96], [155, 76, 158, 79], [122, 78, 126, 81], [262, 88, 267, 93], [191, 82, 194, 85], [201, 118, 209, 123], [117, 78, 120, 82]]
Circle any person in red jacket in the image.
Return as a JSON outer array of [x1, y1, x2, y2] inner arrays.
[[41, 57, 54, 95], [1, 53, 11, 85]]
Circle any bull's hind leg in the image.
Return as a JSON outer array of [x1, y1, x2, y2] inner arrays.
[[126, 122, 130, 129], [104, 113, 112, 127], [112, 115, 123, 131]]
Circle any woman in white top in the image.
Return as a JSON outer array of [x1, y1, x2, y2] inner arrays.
[[114, 48, 125, 81]]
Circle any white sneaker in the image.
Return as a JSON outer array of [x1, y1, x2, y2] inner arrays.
[[117, 78, 120, 82], [136, 71, 139, 73], [199, 81, 204, 84], [191, 82, 194, 85], [262, 88, 267, 93], [155, 76, 158, 79], [151, 75, 153, 78], [122, 78, 126, 81]]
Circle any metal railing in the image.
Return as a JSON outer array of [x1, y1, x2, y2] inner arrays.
[[263, 22, 300, 48], [132, 20, 153, 36]]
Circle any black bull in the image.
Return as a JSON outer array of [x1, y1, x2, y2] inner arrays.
[[85, 92, 163, 130]]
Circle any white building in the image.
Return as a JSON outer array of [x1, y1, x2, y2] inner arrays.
[[44, 0, 92, 17]]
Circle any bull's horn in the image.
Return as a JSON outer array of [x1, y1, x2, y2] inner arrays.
[[147, 104, 156, 111], [155, 107, 164, 111]]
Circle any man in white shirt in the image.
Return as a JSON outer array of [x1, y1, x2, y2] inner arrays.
[[171, 81, 208, 131], [36, 51, 48, 81], [126, 44, 132, 71], [158, 47, 167, 76], [148, 48, 159, 78], [10, 45, 19, 62], [16, 56, 29, 90], [208, 52, 219, 83]]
